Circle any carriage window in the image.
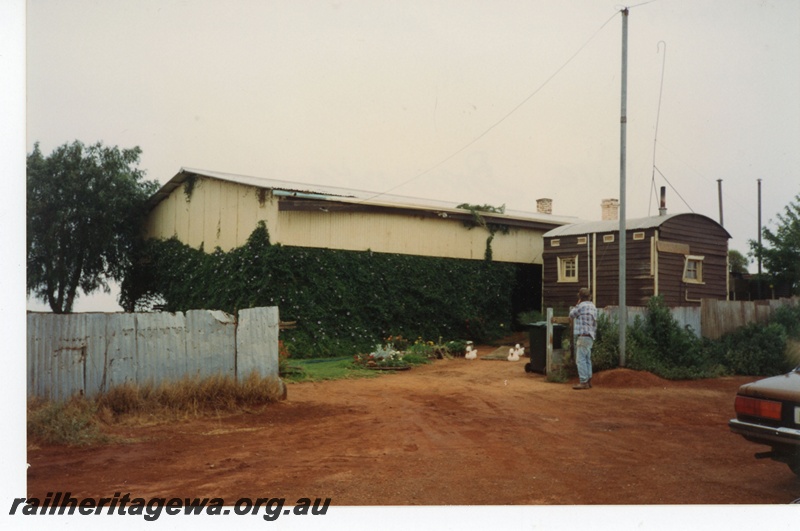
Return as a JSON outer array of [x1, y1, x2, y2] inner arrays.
[[558, 255, 579, 283], [683, 256, 705, 284]]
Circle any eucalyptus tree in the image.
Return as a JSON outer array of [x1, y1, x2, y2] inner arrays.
[[750, 192, 800, 296], [26, 140, 159, 313]]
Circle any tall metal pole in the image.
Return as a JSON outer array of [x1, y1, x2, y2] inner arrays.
[[717, 179, 724, 227], [757, 179, 762, 299], [618, 8, 629, 367]]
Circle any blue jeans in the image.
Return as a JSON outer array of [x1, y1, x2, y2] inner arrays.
[[575, 336, 594, 383]]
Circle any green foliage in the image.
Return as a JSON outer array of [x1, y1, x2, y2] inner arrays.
[[609, 296, 795, 379], [456, 203, 510, 262], [713, 323, 790, 376], [445, 340, 467, 356], [284, 358, 380, 382], [123, 224, 518, 358], [749, 192, 800, 295], [516, 310, 545, 327], [769, 304, 800, 339], [405, 341, 434, 358], [546, 366, 570, 383], [400, 353, 432, 366], [728, 249, 749, 274], [623, 296, 725, 379], [27, 140, 159, 313], [591, 313, 620, 372]]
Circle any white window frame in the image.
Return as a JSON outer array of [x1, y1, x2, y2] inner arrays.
[[557, 255, 579, 283], [683, 255, 705, 284]]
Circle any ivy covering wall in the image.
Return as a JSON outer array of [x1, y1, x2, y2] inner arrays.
[[122, 222, 536, 358]]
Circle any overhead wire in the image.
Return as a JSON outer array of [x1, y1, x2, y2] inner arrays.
[[653, 165, 694, 212], [359, 9, 621, 203], [648, 41, 667, 216]]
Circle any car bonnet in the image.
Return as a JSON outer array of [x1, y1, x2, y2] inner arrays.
[[737, 369, 800, 402]]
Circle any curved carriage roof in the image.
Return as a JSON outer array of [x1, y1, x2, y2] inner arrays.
[[543, 213, 731, 239]]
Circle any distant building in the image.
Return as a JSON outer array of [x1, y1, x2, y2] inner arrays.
[[542, 211, 731, 309]]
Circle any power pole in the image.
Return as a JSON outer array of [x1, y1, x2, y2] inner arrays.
[[757, 179, 762, 299], [619, 8, 629, 367]]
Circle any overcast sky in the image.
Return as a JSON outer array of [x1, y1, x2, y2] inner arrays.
[[4, 2, 799, 525], [20, 0, 800, 311]]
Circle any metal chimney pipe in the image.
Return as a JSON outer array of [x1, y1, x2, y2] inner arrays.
[[717, 179, 724, 226], [658, 186, 667, 216]]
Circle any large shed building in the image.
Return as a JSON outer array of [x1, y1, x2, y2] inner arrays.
[[143, 168, 576, 310]]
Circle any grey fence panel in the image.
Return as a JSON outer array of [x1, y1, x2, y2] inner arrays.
[[601, 298, 798, 340], [669, 306, 702, 337], [83, 313, 110, 398], [185, 309, 236, 379], [702, 297, 799, 339], [28, 307, 279, 400], [600, 305, 701, 337], [134, 312, 188, 386], [27, 313, 87, 401], [102, 313, 138, 392], [236, 307, 280, 379]]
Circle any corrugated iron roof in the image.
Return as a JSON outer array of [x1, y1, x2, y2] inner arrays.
[[148, 167, 580, 228], [543, 213, 731, 238]]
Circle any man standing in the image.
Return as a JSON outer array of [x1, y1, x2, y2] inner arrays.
[[569, 287, 597, 390]]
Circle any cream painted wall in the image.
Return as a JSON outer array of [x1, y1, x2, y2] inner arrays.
[[144, 177, 545, 264], [145, 177, 277, 251]]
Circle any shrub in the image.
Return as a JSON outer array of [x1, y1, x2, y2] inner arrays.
[[770, 304, 800, 339], [546, 366, 570, 383], [445, 340, 467, 356], [719, 322, 790, 376], [591, 313, 620, 372], [399, 353, 431, 366], [27, 397, 109, 446], [623, 296, 728, 379]]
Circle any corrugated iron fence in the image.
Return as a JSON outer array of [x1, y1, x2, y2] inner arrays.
[[601, 297, 798, 339], [27, 307, 279, 401], [700, 297, 799, 340]]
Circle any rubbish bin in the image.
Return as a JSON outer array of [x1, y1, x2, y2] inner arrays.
[[525, 321, 566, 374]]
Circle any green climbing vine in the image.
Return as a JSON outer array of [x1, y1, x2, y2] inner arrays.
[[182, 173, 198, 202], [122, 222, 528, 358], [456, 203, 510, 262]]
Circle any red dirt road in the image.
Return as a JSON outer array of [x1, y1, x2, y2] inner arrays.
[[27, 352, 800, 505]]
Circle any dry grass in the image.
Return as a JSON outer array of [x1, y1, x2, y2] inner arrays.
[[28, 372, 286, 446], [97, 372, 286, 417], [27, 395, 110, 447]]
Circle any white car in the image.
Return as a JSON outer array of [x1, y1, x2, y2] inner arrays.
[[729, 365, 800, 476]]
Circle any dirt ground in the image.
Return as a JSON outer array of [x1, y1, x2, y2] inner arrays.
[[27, 344, 800, 506]]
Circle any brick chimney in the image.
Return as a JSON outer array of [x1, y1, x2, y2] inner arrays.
[[536, 198, 552, 215], [601, 198, 619, 220]]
